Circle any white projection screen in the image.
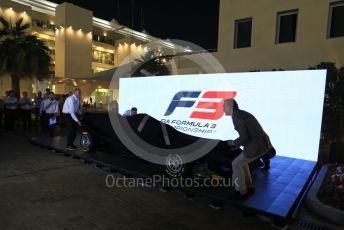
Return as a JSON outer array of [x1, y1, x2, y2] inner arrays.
[[119, 70, 327, 162]]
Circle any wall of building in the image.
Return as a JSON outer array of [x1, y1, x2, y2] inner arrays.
[[55, 3, 93, 83], [114, 36, 147, 67], [0, 0, 32, 25], [213, 0, 344, 72], [1, 0, 229, 98], [0, 73, 12, 97], [0, 73, 36, 98]]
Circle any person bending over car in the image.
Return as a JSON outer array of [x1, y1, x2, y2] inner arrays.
[[224, 99, 273, 198]]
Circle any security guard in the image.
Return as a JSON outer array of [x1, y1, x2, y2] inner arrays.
[[4, 90, 18, 131], [19, 91, 32, 130], [40, 92, 59, 136]]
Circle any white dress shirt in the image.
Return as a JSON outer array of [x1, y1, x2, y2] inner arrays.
[[4, 96, 18, 110], [62, 95, 81, 122], [19, 97, 32, 110], [40, 99, 59, 114]]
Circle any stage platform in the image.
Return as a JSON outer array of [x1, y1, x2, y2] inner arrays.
[[29, 134, 318, 225]]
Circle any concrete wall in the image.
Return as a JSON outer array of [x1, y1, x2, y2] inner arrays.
[[114, 36, 147, 67], [214, 0, 344, 72], [55, 3, 93, 83]]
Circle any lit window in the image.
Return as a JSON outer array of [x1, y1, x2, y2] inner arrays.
[[92, 50, 114, 65], [234, 18, 252, 49], [328, 1, 344, 38], [276, 10, 298, 43]]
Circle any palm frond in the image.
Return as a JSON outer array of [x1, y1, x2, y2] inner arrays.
[[0, 16, 10, 29], [15, 18, 23, 28]]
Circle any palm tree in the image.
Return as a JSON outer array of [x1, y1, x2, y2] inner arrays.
[[0, 16, 52, 97], [132, 50, 171, 77]]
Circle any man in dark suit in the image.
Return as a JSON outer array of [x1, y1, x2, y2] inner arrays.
[[224, 99, 273, 197]]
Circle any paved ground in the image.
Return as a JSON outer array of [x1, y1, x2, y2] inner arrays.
[[0, 133, 276, 230]]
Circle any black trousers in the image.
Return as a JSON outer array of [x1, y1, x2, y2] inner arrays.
[[0, 109, 3, 130], [41, 111, 48, 132], [21, 109, 32, 130], [34, 107, 40, 129], [4, 109, 17, 131], [64, 114, 77, 146], [46, 113, 56, 137]]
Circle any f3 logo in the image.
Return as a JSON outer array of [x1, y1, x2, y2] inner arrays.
[[164, 91, 237, 120]]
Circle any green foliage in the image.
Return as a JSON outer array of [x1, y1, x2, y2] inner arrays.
[[131, 50, 171, 77], [0, 16, 52, 95], [310, 62, 344, 139], [0, 16, 30, 39]]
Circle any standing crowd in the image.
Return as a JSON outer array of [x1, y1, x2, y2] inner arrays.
[[0, 88, 82, 148], [0, 88, 62, 134]]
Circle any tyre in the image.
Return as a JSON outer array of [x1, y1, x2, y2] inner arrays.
[[80, 131, 95, 152]]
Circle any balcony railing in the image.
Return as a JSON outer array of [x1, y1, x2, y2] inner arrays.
[[92, 57, 114, 65], [32, 19, 56, 32], [93, 34, 114, 46]]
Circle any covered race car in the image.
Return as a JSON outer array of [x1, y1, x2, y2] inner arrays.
[[80, 112, 275, 177]]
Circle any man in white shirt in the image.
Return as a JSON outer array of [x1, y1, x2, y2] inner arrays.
[[40, 92, 59, 136], [62, 88, 82, 150], [19, 91, 32, 130], [4, 90, 18, 131]]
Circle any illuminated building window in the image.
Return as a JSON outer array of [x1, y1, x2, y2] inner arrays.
[[328, 1, 344, 38], [92, 50, 114, 65], [234, 18, 252, 49], [276, 10, 298, 43], [92, 68, 107, 73]]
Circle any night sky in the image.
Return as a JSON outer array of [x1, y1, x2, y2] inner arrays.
[[51, 0, 220, 51]]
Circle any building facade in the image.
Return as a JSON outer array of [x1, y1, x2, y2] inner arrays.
[[214, 0, 344, 72], [1, 0, 344, 102], [0, 0, 190, 102]]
